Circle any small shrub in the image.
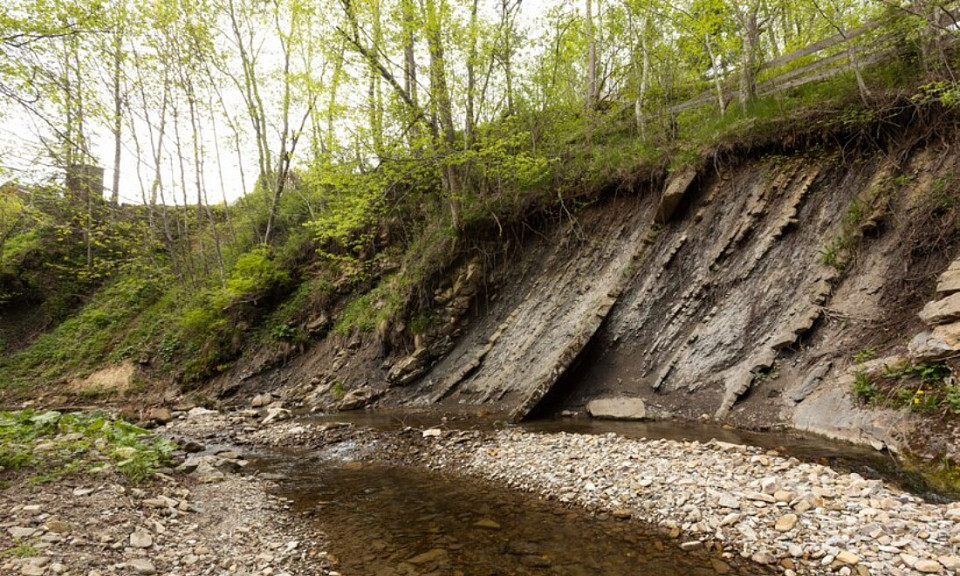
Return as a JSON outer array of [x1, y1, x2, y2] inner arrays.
[[818, 237, 847, 270], [945, 386, 960, 415], [852, 371, 879, 404]]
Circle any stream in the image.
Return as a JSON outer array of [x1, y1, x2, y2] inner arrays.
[[255, 457, 773, 575], [245, 410, 946, 575]]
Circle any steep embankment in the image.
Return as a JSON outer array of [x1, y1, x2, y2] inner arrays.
[[220, 121, 960, 462]]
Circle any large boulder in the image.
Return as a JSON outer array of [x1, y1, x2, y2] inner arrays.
[[586, 397, 647, 420]]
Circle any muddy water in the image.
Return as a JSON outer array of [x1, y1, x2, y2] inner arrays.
[[260, 457, 774, 576]]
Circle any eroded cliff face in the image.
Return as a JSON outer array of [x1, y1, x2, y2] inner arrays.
[[225, 134, 960, 455], [392, 138, 960, 451]]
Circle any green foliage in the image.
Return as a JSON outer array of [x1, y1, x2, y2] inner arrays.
[[852, 371, 878, 404], [333, 276, 405, 335], [0, 269, 170, 387], [818, 236, 848, 270], [225, 246, 290, 298], [884, 361, 951, 385], [3, 543, 40, 557], [0, 410, 175, 483], [911, 81, 960, 109], [852, 348, 877, 364]]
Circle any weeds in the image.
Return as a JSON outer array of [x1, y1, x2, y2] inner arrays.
[[852, 348, 878, 364], [818, 237, 848, 270], [854, 360, 959, 414], [852, 371, 879, 404], [0, 410, 175, 483], [2, 543, 40, 558]]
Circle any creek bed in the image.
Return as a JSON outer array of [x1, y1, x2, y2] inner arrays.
[[254, 455, 773, 575], [300, 409, 939, 500]]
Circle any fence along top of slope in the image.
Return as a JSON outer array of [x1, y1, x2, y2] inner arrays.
[[669, 17, 898, 115]]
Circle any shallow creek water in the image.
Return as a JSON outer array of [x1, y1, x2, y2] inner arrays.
[[257, 457, 774, 576], [246, 410, 938, 575]]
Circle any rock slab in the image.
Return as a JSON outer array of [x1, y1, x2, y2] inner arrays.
[[585, 397, 647, 420]]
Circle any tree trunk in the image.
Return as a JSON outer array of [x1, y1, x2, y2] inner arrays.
[[586, 0, 597, 109], [110, 31, 123, 208], [425, 0, 462, 230], [737, 6, 760, 110]]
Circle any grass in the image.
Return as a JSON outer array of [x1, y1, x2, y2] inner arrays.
[[2, 543, 40, 558], [0, 409, 176, 483]]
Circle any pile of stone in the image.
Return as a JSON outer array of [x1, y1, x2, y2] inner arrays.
[[909, 257, 960, 361]]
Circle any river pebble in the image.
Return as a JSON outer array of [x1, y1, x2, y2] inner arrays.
[[410, 429, 960, 575]]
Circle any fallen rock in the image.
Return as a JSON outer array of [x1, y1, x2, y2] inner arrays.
[[919, 293, 960, 326], [262, 407, 291, 424], [127, 559, 157, 575], [915, 558, 943, 573], [21, 563, 46, 576], [908, 331, 956, 361], [407, 549, 448, 565], [130, 529, 153, 548], [775, 514, 798, 532], [837, 550, 860, 565], [474, 519, 501, 530], [655, 167, 697, 224], [585, 397, 647, 420], [9, 527, 38, 539], [933, 322, 960, 349], [717, 494, 741, 509], [936, 261, 960, 295], [336, 388, 382, 411], [251, 393, 273, 408], [145, 408, 172, 425], [186, 407, 217, 418]]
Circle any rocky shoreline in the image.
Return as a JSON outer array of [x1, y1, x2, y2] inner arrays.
[[392, 427, 960, 576], [6, 407, 960, 576], [1, 408, 336, 576]]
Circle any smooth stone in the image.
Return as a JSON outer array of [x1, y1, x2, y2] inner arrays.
[[585, 397, 647, 420], [751, 551, 777, 565], [939, 556, 960, 571], [473, 519, 501, 530], [837, 550, 860, 565], [9, 527, 37, 539], [775, 514, 798, 532], [127, 559, 156, 575], [130, 530, 153, 548], [916, 559, 944, 573], [407, 549, 448, 565]]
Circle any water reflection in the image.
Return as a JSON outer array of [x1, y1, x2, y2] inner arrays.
[[265, 459, 774, 576]]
